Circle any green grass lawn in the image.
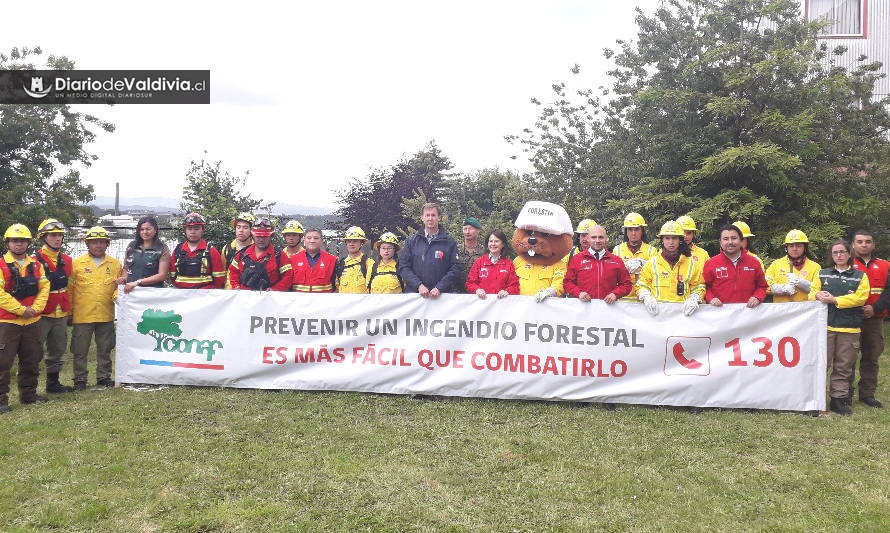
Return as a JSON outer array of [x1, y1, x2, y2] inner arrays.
[[1, 340, 888, 532]]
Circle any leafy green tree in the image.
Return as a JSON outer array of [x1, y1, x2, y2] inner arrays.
[[136, 309, 183, 351], [0, 47, 113, 232], [180, 155, 273, 247], [513, 0, 890, 258], [436, 168, 531, 239], [506, 67, 628, 228], [335, 141, 451, 241]]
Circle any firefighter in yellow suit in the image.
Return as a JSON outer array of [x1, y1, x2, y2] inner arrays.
[[766, 229, 821, 303], [0, 224, 50, 412], [612, 212, 658, 301], [636, 220, 706, 316], [676, 215, 710, 267], [335, 226, 375, 294]]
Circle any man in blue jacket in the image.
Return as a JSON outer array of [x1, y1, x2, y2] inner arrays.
[[398, 202, 461, 298]]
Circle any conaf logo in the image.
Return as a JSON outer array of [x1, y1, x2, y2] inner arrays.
[[23, 77, 51, 98], [136, 308, 224, 368]]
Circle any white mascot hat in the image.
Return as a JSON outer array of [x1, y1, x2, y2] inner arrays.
[[513, 201, 573, 235]]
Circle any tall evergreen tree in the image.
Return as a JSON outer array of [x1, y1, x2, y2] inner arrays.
[[513, 0, 890, 257]]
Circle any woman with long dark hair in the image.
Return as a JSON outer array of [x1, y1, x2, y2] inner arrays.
[[118, 215, 170, 293], [466, 229, 519, 299]]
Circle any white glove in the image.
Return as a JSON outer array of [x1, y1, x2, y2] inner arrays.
[[785, 273, 800, 286], [638, 289, 659, 316], [683, 294, 701, 316], [770, 283, 794, 296], [786, 273, 811, 293], [624, 258, 645, 275], [535, 287, 557, 303]]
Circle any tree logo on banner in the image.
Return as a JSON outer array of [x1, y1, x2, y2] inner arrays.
[[136, 308, 224, 361]]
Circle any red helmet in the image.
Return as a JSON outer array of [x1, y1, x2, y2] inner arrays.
[[251, 216, 274, 237], [184, 212, 206, 227]]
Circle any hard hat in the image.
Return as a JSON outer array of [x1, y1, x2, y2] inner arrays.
[[83, 226, 111, 241], [575, 218, 597, 234], [623, 212, 647, 228], [514, 201, 574, 235], [37, 218, 67, 238], [732, 221, 755, 238], [343, 226, 368, 242], [657, 220, 684, 237], [251, 217, 275, 237], [230, 212, 256, 229], [184, 212, 207, 227], [374, 232, 401, 250], [281, 220, 305, 235], [4, 223, 33, 240], [784, 229, 809, 245], [676, 215, 698, 232]]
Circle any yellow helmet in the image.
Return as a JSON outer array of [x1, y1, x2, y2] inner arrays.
[[657, 220, 684, 237], [676, 215, 698, 232], [732, 221, 755, 238], [784, 229, 809, 245], [622, 212, 647, 228], [343, 226, 368, 242], [281, 220, 305, 235], [575, 218, 597, 233], [83, 226, 111, 241], [37, 218, 67, 238], [374, 232, 401, 250], [4, 223, 33, 240], [230, 212, 256, 229]]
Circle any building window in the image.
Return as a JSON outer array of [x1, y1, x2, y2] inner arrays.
[[808, 0, 865, 37]]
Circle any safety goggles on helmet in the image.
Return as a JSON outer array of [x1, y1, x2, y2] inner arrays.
[[38, 219, 67, 235], [343, 226, 368, 242], [252, 217, 274, 237], [230, 212, 256, 229], [83, 227, 111, 241], [184, 213, 207, 227]]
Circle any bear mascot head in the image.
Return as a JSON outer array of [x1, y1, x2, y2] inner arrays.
[[511, 201, 574, 302], [512, 201, 574, 266]]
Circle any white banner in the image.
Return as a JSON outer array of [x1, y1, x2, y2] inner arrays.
[[116, 289, 828, 410]]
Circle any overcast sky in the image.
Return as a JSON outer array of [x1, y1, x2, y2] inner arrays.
[[5, 0, 659, 212]]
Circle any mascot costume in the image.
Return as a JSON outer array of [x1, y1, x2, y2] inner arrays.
[[511, 201, 574, 302]]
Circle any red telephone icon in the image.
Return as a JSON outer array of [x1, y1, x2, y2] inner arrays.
[[672, 342, 702, 369]]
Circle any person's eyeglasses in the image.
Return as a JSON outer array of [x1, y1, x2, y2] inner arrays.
[[831, 250, 849, 255]]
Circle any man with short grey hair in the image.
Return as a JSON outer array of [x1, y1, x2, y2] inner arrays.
[[398, 202, 460, 298]]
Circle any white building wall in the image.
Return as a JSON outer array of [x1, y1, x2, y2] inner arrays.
[[806, 0, 890, 100]]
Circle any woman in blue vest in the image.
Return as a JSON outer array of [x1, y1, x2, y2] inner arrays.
[[810, 239, 870, 416], [118, 215, 170, 293]]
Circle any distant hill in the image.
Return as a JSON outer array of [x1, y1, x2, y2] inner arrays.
[[91, 196, 335, 216]]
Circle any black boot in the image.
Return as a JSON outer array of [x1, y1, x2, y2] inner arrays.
[[46, 372, 74, 393], [829, 397, 852, 416]]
